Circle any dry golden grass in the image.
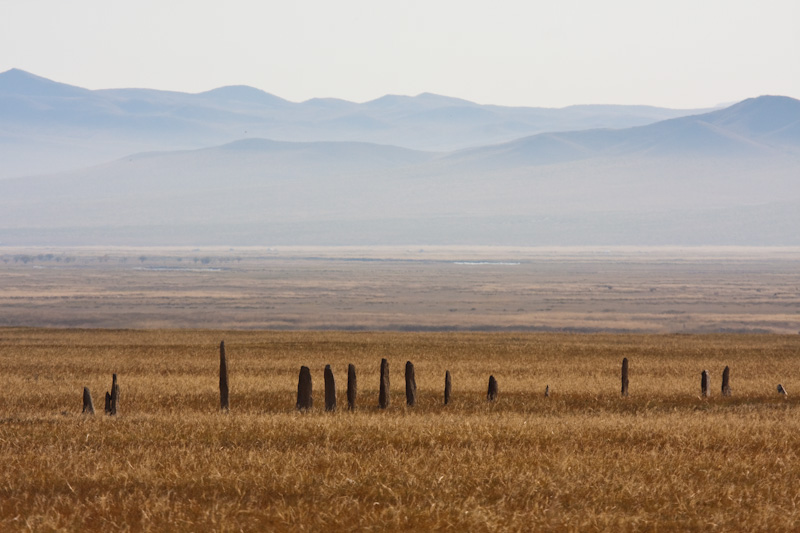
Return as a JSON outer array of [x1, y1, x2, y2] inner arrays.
[[2, 328, 800, 531]]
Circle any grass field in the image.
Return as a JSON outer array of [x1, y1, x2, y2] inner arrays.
[[2, 328, 799, 531]]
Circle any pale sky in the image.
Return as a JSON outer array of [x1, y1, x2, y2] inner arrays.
[[2, 0, 799, 108]]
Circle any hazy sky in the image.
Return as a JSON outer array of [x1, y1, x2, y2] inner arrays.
[[2, 0, 798, 108]]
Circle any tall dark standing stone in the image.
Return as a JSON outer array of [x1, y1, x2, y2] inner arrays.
[[701, 370, 710, 397], [109, 374, 120, 415], [405, 361, 417, 407], [324, 364, 337, 412], [379, 358, 390, 409], [487, 375, 498, 402], [82, 387, 95, 415], [347, 364, 357, 411], [104, 392, 112, 414], [296, 366, 313, 411], [444, 370, 452, 405], [621, 357, 629, 397], [721, 366, 731, 397], [219, 341, 230, 411]]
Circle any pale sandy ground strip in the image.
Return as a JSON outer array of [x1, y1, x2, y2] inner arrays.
[[1, 246, 799, 332]]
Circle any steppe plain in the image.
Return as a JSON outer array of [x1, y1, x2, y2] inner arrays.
[[2, 245, 800, 333], [2, 246, 800, 531]]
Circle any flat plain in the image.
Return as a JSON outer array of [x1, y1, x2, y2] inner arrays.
[[2, 246, 800, 531], [1, 328, 799, 531], [1, 245, 800, 333]]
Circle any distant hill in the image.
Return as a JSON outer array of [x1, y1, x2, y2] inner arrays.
[[445, 95, 800, 167], [0, 68, 90, 98], [0, 68, 712, 179], [1, 96, 798, 246]]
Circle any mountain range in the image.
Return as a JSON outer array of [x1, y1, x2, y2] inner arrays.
[[1, 68, 710, 179], [1, 69, 799, 246]]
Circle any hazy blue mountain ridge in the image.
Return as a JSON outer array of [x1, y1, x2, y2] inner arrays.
[[444, 96, 800, 168], [1, 94, 798, 246], [0, 68, 714, 178]]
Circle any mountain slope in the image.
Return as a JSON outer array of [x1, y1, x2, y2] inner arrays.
[[704, 95, 800, 144], [1, 96, 798, 246], [445, 95, 800, 168], [0, 68, 90, 97], [0, 68, 713, 178]]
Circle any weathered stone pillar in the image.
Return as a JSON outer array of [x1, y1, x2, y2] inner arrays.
[[347, 364, 357, 410], [487, 375, 498, 402], [82, 387, 95, 415], [379, 358, 390, 409], [219, 341, 229, 411], [701, 370, 709, 397], [324, 364, 337, 412], [296, 366, 313, 411], [721, 366, 731, 397], [405, 361, 417, 407], [106, 374, 120, 416], [621, 357, 629, 397]]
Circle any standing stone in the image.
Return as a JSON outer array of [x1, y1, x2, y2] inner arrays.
[[296, 366, 313, 411], [108, 374, 120, 416], [347, 364, 357, 410], [113, 375, 120, 414], [324, 364, 337, 412], [701, 370, 710, 397], [104, 392, 112, 414], [487, 375, 498, 402], [444, 370, 452, 405], [379, 358, 390, 409], [405, 361, 417, 407], [82, 387, 95, 415], [777, 384, 788, 396], [219, 341, 230, 411], [721, 366, 731, 397], [544, 385, 550, 398], [621, 357, 629, 397]]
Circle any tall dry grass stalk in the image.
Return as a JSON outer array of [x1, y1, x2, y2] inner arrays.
[[1, 328, 799, 531]]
